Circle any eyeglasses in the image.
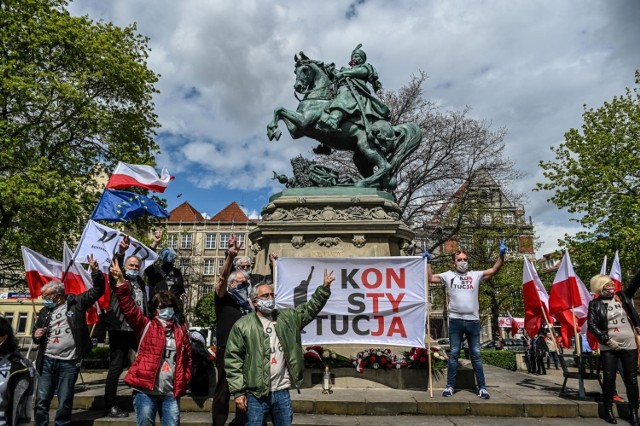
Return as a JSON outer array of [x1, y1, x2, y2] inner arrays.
[[237, 264, 251, 270], [257, 292, 275, 300]]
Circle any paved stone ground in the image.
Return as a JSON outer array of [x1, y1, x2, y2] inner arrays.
[[43, 363, 630, 425]]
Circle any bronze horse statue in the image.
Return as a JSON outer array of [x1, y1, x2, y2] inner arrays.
[[266, 52, 422, 190]]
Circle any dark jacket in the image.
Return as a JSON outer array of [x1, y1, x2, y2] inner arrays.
[[32, 271, 105, 373], [104, 253, 149, 331], [146, 263, 185, 301], [2, 351, 35, 425], [225, 285, 330, 399], [115, 283, 192, 398], [588, 270, 640, 344]]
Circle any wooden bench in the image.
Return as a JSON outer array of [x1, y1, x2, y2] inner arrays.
[[558, 353, 602, 397]]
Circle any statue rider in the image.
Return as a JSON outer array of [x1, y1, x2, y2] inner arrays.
[[322, 44, 391, 131]]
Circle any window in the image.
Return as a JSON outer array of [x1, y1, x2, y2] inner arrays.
[[219, 233, 231, 249], [205, 233, 217, 249], [218, 258, 225, 274], [503, 212, 515, 225], [481, 213, 492, 225], [4, 312, 14, 328], [181, 233, 192, 249], [167, 234, 178, 249], [17, 313, 28, 334], [236, 234, 245, 247], [202, 285, 214, 295], [204, 258, 216, 275]]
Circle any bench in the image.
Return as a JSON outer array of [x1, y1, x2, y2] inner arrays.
[[558, 352, 602, 397]]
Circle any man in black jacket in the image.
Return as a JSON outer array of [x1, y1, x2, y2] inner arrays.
[[32, 255, 104, 426]]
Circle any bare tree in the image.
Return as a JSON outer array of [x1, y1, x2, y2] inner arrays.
[[315, 72, 520, 251]]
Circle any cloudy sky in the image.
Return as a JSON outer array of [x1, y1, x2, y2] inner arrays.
[[69, 0, 640, 256]]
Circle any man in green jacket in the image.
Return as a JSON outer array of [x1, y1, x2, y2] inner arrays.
[[224, 269, 335, 426]]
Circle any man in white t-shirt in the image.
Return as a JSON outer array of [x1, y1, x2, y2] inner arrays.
[[427, 240, 506, 399]]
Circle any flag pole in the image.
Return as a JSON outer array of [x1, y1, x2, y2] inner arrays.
[[425, 259, 433, 398], [571, 307, 581, 354]]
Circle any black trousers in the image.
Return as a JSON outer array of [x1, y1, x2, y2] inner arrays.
[[104, 329, 137, 409], [212, 346, 247, 426], [601, 349, 639, 408]]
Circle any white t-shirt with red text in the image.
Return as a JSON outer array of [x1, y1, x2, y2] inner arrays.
[[439, 270, 484, 321]]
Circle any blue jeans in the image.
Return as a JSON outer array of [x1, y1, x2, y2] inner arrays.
[[447, 318, 485, 389], [34, 356, 80, 426], [133, 392, 180, 426], [247, 389, 292, 426]]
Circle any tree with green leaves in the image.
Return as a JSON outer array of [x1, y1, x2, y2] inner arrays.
[[537, 70, 640, 282], [0, 0, 161, 284], [192, 291, 217, 328]]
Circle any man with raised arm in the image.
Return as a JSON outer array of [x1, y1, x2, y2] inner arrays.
[[426, 240, 506, 400]]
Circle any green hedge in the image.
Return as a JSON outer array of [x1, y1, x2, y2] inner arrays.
[[86, 346, 110, 360], [479, 350, 517, 371]]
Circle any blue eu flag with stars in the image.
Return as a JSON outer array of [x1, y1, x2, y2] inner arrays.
[[91, 189, 169, 222]]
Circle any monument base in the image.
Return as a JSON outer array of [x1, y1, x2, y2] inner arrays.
[[249, 187, 415, 274]]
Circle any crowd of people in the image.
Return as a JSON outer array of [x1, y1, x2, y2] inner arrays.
[[1, 230, 639, 426]]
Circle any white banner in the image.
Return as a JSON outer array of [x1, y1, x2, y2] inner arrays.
[[72, 220, 158, 273], [498, 316, 524, 328], [276, 257, 426, 347]]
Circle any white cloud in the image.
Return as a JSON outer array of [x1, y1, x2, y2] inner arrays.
[[69, 0, 640, 256]]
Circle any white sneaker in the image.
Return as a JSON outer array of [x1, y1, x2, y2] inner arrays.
[[442, 385, 454, 397], [478, 387, 490, 399]]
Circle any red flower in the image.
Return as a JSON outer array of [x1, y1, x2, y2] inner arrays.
[[419, 356, 427, 363], [381, 357, 388, 364], [370, 356, 376, 362]]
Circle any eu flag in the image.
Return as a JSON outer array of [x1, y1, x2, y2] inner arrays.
[[91, 189, 169, 222]]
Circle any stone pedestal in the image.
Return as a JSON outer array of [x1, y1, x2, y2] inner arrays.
[[248, 187, 415, 275]]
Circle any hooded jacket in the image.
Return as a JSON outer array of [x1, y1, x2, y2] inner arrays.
[[1, 351, 35, 425], [224, 285, 330, 399], [114, 283, 191, 398]]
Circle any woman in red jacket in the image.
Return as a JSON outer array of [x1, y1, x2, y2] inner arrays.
[[110, 259, 191, 426]]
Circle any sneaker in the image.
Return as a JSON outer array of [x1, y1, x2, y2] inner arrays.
[[442, 385, 454, 397], [105, 406, 129, 418], [478, 387, 491, 399], [613, 394, 625, 403]]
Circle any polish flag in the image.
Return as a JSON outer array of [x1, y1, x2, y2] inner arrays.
[[62, 243, 100, 325], [508, 311, 520, 337], [21, 246, 63, 298], [610, 251, 623, 292], [549, 250, 591, 348], [106, 162, 172, 193], [522, 256, 551, 338]]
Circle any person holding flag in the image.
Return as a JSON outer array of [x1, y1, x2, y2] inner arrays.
[[588, 269, 640, 425], [32, 255, 104, 426], [427, 240, 507, 400]]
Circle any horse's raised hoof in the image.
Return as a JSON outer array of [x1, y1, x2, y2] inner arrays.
[[267, 126, 282, 141]]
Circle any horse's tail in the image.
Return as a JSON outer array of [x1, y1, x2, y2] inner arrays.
[[389, 123, 422, 171]]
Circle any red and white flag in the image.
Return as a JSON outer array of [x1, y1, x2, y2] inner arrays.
[[62, 243, 100, 325], [549, 250, 591, 348], [106, 162, 172, 193], [610, 251, 623, 292], [508, 311, 520, 337], [21, 246, 63, 298], [522, 256, 550, 338]]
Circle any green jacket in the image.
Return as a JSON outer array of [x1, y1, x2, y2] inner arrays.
[[224, 285, 330, 399]]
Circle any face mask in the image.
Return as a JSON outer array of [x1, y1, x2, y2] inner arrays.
[[43, 299, 57, 309], [125, 269, 139, 280], [456, 261, 468, 273], [601, 287, 615, 298], [157, 307, 174, 320], [256, 299, 275, 315]]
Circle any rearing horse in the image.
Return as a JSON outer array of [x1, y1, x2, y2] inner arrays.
[[267, 53, 422, 190]]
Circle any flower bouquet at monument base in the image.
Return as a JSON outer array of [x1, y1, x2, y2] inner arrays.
[[303, 345, 352, 368], [351, 347, 407, 373], [404, 347, 448, 369]]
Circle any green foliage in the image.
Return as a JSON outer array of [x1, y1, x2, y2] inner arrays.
[[537, 70, 640, 281], [477, 350, 517, 371], [193, 291, 217, 328], [0, 0, 161, 282], [86, 346, 110, 359]]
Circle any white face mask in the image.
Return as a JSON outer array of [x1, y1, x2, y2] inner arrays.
[[456, 261, 468, 273], [256, 299, 275, 315]]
